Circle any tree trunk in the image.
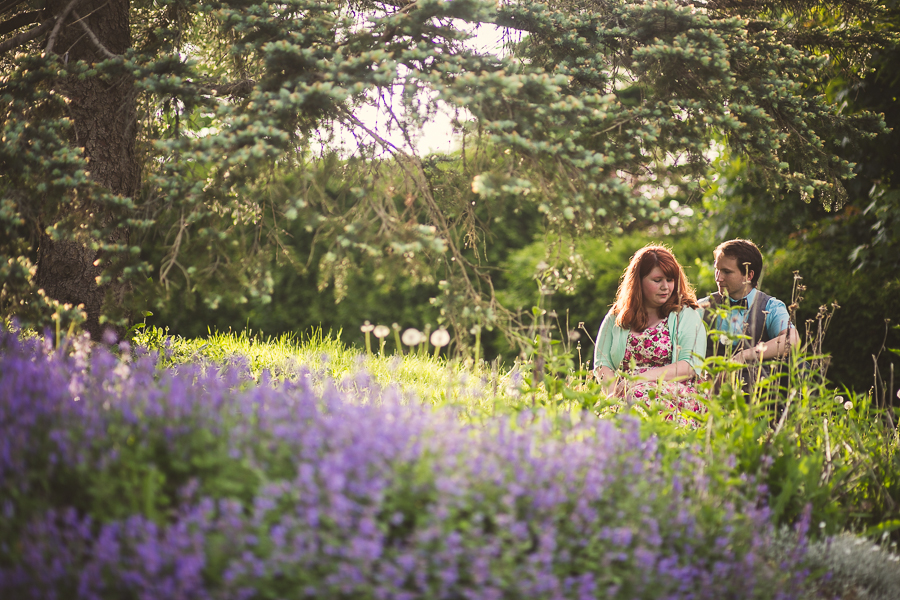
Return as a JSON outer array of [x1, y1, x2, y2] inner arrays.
[[36, 0, 139, 340]]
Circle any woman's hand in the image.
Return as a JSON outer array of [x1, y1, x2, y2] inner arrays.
[[594, 365, 620, 397]]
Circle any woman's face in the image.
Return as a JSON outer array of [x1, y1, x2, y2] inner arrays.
[[642, 266, 674, 311]]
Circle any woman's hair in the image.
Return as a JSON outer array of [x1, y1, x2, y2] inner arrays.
[[613, 244, 698, 331]]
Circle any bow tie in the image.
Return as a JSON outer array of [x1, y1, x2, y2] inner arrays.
[[729, 297, 748, 308]]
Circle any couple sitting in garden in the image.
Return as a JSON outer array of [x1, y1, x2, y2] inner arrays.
[[593, 239, 799, 424]]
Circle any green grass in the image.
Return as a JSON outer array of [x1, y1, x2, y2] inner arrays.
[[134, 325, 523, 417]]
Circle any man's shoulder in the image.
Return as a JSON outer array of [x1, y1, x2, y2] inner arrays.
[[756, 291, 794, 334], [758, 291, 789, 311]]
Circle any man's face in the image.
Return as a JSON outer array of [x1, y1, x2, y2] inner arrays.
[[714, 254, 753, 299]]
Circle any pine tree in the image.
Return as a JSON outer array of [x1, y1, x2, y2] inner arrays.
[[0, 0, 889, 341]]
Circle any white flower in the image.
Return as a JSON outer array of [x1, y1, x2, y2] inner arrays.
[[835, 395, 844, 404], [360, 320, 374, 333], [843, 401, 853, 411], [401, 328, 424, 346], [373, 325, 390, 339], [430, 328, 450, 348]]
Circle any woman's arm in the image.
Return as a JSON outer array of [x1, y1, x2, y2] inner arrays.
[[673, 307, 707, 375], [593, 312, 624, 396]]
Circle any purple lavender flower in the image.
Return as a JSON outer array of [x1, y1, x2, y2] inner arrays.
[[0, 330, 815, 600]]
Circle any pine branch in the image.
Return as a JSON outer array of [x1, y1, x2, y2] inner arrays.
[[0, 17, 50, 55], [0, 0, 29, 16], [0, 9, 41, 37], [72, 10, 118, 60], [45, 0, 83, 56], [196, 78, 257, 98]]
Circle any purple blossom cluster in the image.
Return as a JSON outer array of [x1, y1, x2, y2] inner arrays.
[[0, 331, 814, 599]]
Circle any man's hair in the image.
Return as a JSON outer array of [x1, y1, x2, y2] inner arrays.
[[714, 239, 763, 286], [613, 244, 698, 331]]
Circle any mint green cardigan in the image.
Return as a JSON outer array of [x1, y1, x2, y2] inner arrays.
[[593, 306, 707, 376]]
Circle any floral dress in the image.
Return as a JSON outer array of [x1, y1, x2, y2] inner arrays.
[[621, 320, 707, 425]]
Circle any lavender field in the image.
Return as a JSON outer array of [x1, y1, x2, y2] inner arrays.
[[1, 330, 898, 599]]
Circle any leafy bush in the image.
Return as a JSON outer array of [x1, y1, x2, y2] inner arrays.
[[0, 331, 817, 599]]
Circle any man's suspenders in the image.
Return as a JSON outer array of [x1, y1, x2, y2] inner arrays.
[[704, 290, 773, 356]]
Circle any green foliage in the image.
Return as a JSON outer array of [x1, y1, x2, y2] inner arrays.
[[0, 0, 889, 347], [687, 1, 900, 392]]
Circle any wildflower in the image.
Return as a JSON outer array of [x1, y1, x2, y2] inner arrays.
[[430, 328, 450, 358], [401, 328, 424, 347], [843, 401, 853, 411], [373, 325, 390, 355], [361, 321, 374, 355], [429, 328, 450, 348], [835, 395, 844, 404], [391, 322, 402, 353]]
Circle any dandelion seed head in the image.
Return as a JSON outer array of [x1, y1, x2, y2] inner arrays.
[[430, 329, 450, 348], [843, 401, 853, 411], [401, 328, 424, 346]]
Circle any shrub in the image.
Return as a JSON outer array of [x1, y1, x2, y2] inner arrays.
[[0, 330, 816, 599]]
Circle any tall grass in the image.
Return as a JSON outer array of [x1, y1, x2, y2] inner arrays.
[[134, 326, 522, 419]]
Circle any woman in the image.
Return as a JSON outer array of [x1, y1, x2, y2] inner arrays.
[[593, 245, 707, 424]]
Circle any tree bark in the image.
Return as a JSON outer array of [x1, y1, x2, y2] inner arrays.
[[35, 0, 138, 340]]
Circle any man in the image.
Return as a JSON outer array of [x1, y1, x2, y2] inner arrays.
[[700, 239, 799, 367]]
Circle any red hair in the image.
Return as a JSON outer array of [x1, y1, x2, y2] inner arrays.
[[613, 244, 698, 331]]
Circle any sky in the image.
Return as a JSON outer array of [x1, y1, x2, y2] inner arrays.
[[332, 22, 510, 157]]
